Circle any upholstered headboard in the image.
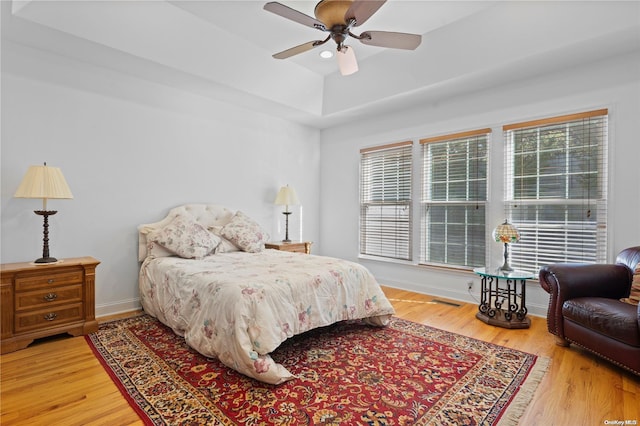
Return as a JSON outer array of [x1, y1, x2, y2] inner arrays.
[[138, 204, 235, 261]]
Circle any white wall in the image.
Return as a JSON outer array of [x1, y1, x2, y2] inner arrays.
[[3, 40, 640, 320], [319, 50, 640, 317], [1, 41, 321, 316]]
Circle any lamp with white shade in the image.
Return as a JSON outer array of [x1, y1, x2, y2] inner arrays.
[[274, 185, 300, 243], [14, 162, 73, 263]]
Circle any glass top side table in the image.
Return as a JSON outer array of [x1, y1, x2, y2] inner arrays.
[[473, 267, 536, 329]]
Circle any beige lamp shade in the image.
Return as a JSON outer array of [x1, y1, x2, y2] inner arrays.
[[14, 163, 73, 210], [274, 185, 300, 207]]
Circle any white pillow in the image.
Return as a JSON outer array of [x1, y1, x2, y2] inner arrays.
[[219, 211, 270, 253], [148, 214, 220, 259]]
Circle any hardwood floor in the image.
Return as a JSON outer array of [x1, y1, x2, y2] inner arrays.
[[1, 286, 638, 425]]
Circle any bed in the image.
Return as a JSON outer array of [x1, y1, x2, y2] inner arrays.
[[138, 204, 395, 384]]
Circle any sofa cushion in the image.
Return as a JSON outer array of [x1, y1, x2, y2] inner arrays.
[[563, 297, 640, 347], [621, 264, 640, 305]]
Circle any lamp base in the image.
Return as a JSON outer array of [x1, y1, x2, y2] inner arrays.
[[34, 256, 58, 264], [499, 242, 514, 272], [499, 264, 514, 272], [282, 211, 292, 243], [34, 210, 58, 265]]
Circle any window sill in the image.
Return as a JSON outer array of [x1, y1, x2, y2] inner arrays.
[[357, 255, 476, 275], [358, 254, 416, 267]]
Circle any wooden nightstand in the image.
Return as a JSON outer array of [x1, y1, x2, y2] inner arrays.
[[265, 241, 312, 254], [0, 256, 100, 354]]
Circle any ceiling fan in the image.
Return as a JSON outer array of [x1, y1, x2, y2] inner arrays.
[[264, 0, 422, 76]]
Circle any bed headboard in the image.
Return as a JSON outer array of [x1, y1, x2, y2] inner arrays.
[[138, 204, 235, 261]]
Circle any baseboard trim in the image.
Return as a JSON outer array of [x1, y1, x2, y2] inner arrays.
[[96, 298, 141, 319], [377, 278, 547, 318]]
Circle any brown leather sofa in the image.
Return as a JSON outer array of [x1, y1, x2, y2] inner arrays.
[[539, 246, 640, 376]]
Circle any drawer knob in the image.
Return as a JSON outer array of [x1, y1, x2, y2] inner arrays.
[[47, 279, 55, 284], [43, 293, 58, 302], [44, 313, 58, 321]]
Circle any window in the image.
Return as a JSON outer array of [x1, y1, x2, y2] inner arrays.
[[420, 129, 490, 268], [503, 109, 608, 272], [360, 141, 412, 260]]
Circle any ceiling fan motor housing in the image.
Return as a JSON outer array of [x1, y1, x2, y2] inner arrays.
[[314, 0, 353, 28], [331, 31, 349, 51], [315, 0, 355, 51]]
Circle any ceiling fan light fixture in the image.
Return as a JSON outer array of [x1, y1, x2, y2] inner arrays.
[[337, 45, 358, 75], [319, 49, 334, 59]]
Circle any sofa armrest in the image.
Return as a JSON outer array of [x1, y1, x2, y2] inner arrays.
[[540, 263, 632, 299], [539, 263, 632, 339], [616, 246, 640, 272]]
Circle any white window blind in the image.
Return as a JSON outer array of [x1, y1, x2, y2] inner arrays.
[[503, 109, 608, 272], [360, 141, 412, 260], [420, 129, 490, 268]]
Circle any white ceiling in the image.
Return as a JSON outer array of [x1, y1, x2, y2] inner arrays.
[[169, 1, 494, 75], [2, 1, 640, 129]]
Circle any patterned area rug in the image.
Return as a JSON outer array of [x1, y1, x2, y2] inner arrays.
[[86, 315, 548, 425]]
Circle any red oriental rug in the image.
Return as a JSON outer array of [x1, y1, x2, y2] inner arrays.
[[86, 315, 548, 425]]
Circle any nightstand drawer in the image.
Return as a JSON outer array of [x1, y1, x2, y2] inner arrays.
[[15, 284, 83, 312], [15, 303, 84, 333], [15, 270, 84, 292], [284, 244, 307, 253], [265, 241, 312, 254]]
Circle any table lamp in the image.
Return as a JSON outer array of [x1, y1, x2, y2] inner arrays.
[[14, 162, 73, 263], [274, 185, 300, 243], [493, 220, 521, 272]]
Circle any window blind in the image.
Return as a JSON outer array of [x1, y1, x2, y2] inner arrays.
[[360, 141, 412, 260], [420, 129, 490, 268], [503, 109, 608, 272]]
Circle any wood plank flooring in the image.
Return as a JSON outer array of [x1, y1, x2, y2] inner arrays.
[[1, 286, 638, 425]]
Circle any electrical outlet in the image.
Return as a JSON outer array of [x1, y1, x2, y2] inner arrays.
[[467, 280, 473, 290]]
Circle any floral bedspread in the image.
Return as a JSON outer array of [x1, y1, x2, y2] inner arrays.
[[139, 250, 395, 384]]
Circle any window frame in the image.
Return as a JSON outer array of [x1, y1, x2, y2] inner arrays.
[[359, 141, 413, 261], [356, 109, 609, 271], [502, 109, 609, 272], [419, 128, 491, 269]]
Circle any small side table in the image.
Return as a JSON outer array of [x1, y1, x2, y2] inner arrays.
[[265, 241, 312, 254], [473, 267, 534, 329]]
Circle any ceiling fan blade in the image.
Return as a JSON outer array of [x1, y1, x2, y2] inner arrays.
[[264, 2, 326, 31], [337, 46, 359, 76], [273, 40, 324, 59], [344, 0, 386, 27], [359, 31, 422, 50]]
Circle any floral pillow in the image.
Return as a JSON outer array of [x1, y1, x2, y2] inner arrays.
[[208, 225, 240, 253], [148, 214, 221, 259], [146, 240, 175, 259], [219, 211, 270, 253], [621, 263, 640, 306]]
